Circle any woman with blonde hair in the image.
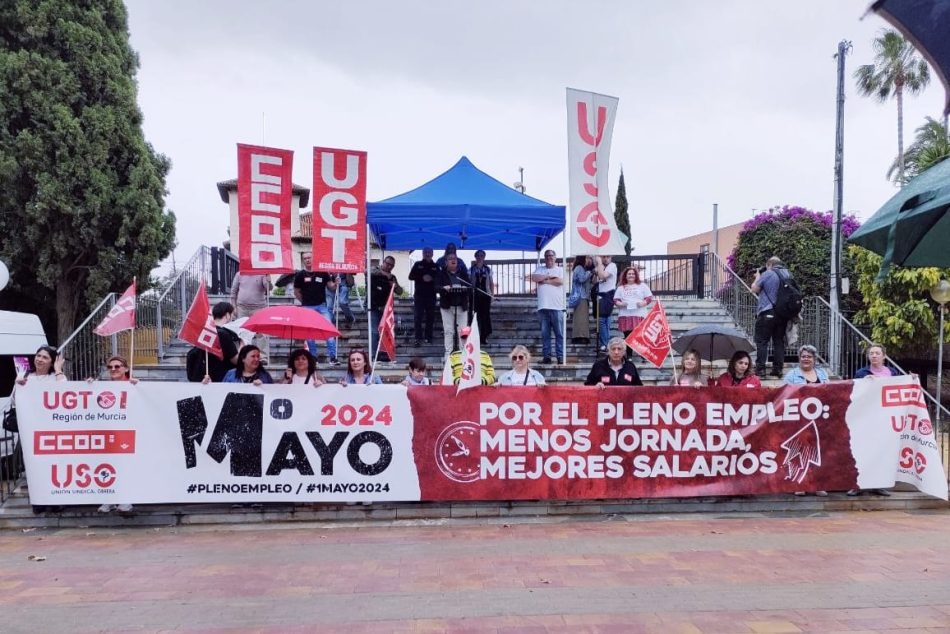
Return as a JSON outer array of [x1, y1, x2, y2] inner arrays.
[[671, 349, 709, 387], [497, 345, 546, 386]]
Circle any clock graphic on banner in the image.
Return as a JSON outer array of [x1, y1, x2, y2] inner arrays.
[[434, 421, 480, 483]]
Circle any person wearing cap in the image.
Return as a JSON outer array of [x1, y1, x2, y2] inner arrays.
[[446, 325, 495, 385]]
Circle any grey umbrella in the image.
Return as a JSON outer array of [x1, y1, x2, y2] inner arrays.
[[672, 324, 754, 362]]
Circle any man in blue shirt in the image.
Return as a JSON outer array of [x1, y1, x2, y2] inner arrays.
[[750, 256, 789, 378]]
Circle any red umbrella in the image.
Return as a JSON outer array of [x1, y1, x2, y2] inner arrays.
[[242, 306, 340, 340]]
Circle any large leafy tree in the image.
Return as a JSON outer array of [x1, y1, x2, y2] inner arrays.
[[887, 117, 950, 183], [0, 1, 175, 343], [613, 169, 631, 255], [849, 245, 949, 358], [853, 29, 931, 185], [730, 206, 862, 312]]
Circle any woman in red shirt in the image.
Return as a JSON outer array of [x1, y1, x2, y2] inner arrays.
[[715, 351, 761, 388]]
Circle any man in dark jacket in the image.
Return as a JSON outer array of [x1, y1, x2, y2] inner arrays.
[[437, 253, 470, 356], [408, 247, 439, 346], [369, 255, 403, 362], [584, 336, 643, 388]]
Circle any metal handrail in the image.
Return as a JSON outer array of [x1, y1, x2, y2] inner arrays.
[[57, 292, 116, 353]]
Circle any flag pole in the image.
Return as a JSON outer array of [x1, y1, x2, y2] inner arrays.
[[205, 349, 210, 381], [129, 276, 137, 379]]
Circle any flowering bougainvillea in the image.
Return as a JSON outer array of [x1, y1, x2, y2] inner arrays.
[[729, 205, 863, 312]]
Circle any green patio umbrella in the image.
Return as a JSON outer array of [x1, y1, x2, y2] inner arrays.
[[849, 158, 950, 278]]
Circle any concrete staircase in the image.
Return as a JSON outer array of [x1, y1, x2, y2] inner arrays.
[[133, 295, 753, 385]]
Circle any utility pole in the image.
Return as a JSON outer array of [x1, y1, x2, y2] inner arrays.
[[513, 167, 525, 194], [830, 39, 851, 376]]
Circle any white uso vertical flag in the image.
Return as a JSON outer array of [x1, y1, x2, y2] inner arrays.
[[566, 88, 627, 255], [456, 319, 481, 394]]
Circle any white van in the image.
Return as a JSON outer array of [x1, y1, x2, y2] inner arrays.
[[0, 310, 48, 461]]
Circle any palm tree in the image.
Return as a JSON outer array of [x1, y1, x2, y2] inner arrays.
[[854, 29, 931, 185], [887, 117, 950, 183]]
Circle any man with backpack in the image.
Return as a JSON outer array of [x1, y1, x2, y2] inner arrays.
[[751, 256, 802, 379]]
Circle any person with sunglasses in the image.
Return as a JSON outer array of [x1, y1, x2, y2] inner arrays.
[[87, 355, 139, 385], [497, 345, 546, 386]]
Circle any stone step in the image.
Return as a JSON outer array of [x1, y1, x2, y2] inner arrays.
[[1, 485, 941, 530]]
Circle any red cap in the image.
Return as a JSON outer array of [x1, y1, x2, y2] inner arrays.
[[460, 326, 472, 337]]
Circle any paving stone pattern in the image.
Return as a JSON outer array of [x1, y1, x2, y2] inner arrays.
[[2, 511, 950, 632]]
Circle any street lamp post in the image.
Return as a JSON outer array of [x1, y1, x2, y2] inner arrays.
[[929, 279, 950, 426]]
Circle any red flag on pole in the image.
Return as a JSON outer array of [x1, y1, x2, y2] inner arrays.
[[625, 300, 672, 368], [94, 281, 137, 336], [178, 285, 223, 359], [378, 285, 397, 361]]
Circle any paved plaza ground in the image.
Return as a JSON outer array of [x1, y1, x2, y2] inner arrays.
[[1, 510, 949, 633]]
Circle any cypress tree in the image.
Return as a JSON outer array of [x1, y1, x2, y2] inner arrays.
[[0, 0, 176, 342]]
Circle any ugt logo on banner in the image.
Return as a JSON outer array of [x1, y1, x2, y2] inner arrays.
[[237, 144, 295, 274], [312, 147, 367, 273]]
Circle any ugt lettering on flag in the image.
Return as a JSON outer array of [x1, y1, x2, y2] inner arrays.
[[178, 285, 223, 359], [625, 301, 671, 368], [94, 281, 136, 336]]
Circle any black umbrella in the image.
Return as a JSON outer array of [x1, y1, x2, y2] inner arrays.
[[869, 0, 950, 115], [672, 324, 754, 362]]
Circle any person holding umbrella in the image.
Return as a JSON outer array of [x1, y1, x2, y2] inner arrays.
[[280, 349, 325, 386], [714, 351, 762, 388]]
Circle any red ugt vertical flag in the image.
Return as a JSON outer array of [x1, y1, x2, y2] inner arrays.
[[625, 300, 672, 368], [378, 285, 397, 362], [178, 285, 223, 359], [94, 281, 137, 336]]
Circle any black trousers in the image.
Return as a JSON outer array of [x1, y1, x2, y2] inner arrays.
[[414, 296, 436, 341], [754, 310, 786, 375]]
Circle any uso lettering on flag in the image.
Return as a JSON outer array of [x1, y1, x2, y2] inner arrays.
[[237, 144, 295, 274], [312, 147, 367, 273]]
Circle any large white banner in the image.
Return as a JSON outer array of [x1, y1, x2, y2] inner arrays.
[[18, 383, 419, 505], [566, 88, 628, 255], [13, 377, 948, 504]]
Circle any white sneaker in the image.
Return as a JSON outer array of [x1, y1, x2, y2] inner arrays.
[[97, 504, 115, 513], [116, 504, 134, 513]]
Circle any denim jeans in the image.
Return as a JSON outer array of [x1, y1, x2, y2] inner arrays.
[[327, 282, 355, 323], [303, 304, 336, 359], [598, 314, 613, 349], [538, 309, 563, 360]]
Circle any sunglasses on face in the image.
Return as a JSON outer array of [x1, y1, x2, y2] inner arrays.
[[511, 354, 526, 360]]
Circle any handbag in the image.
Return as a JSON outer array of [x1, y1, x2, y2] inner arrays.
[[2, 404, 17, 434]]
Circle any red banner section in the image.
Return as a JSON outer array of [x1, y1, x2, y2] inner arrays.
[[237, 144, 295, 274], [311, 147, 367, 273], [411, 385, 862, 500]]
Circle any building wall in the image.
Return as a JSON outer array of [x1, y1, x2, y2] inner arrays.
[[666, 221, 745, 262]]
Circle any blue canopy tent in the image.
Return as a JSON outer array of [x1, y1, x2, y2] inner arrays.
[[366, 156, 565, 251]]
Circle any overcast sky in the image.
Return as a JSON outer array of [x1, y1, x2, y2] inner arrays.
[[124, 0, 947, 270]]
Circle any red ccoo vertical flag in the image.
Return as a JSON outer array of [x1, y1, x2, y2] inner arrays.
[[378, 285, 397, 362], [625, 300, 672, 368], [178, 285, 223, 359], [94, 281, 137, 336]]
